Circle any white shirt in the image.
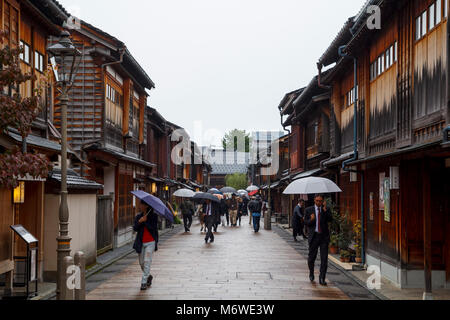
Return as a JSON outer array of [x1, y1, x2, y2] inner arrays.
[[206, 204, 212, 216], [315, 205, 321, 233]]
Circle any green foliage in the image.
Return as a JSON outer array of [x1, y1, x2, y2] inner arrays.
[[222, 129, 251, 153], [173, 215, 182, 225], [225, 173, 248, 191], [353, 220, 362, 258], [0, 31, 51, 188], [338, 211, 354, 251], [340, 250, 351, 258]]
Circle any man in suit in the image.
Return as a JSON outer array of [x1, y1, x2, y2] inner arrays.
[[204, 199, 219, 244], [304, 194, 332, 286], [293, 199, 306, 241]]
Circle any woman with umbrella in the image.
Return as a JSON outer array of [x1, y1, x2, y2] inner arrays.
[[131, 191, 174, 291]]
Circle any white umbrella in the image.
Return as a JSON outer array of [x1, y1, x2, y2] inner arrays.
[[283, 177, 342, 195], [246, 185, 259, 192], [173, 188, 196, 198], [237, 189, 248, 195]]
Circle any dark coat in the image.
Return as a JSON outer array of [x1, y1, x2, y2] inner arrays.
[[133, 209, 159, 254], [204, 202, 221, 224], [180, 200, 195, 216], [248, 200, 262, 214], [220, 199, 229, 215], [292, 205, 305, 229], [304, 206, 332, 245]]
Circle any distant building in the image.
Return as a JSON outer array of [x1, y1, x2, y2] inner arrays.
[[207, 149, 250, 188]]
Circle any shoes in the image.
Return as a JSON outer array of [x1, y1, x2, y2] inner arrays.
[[309, 274, 315, 282], [140, 283, 147, 291], [147, 275, 153, 287], [205, 239, 208, 244], [319, 278, 327, 286], [210, 239, 214, 243], [294, 237, 298, 242]]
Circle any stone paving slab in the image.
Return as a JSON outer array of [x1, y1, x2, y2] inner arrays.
[[87, 219, 349, 300]]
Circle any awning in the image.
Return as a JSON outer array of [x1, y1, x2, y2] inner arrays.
[[322, 152, 355, 167], [148, 176, 164, 183], [293, 168, 324, 181], [270, 181, 281, 189]]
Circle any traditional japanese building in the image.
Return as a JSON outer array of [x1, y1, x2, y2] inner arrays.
[[318, 0, 450, 289], [52, 20, 156, 248]]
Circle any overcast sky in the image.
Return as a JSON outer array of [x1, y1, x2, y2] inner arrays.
[[59, 0, 364, 146]]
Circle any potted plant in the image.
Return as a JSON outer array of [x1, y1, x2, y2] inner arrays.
[[340, 250, 350, 262], [330, 234, 339, 254], [337, 212, 353, 253], [353, 220, 363, 263], [327, 199, 341, 255]]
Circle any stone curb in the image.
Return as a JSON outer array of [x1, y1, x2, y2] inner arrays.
[[274, 223, 389, 301], [36, 225, 183, 300]]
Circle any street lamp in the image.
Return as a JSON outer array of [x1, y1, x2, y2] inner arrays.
[[47, 30, 81, 300]]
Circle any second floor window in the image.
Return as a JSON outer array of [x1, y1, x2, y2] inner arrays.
[[35, 51, 44, 73], [306, 121, 319, 147], [19, 41, 30, 64], [106, 83, 124, 129]]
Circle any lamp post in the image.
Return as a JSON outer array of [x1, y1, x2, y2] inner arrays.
[[47, 30, 81, 300]]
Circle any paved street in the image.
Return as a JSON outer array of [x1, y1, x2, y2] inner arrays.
[[86, 218, 378, 300]]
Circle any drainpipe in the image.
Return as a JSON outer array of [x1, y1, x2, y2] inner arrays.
[[338, 44, 366, 266]]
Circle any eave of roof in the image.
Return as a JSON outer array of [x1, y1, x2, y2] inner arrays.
[[318, 17, 355, 67]]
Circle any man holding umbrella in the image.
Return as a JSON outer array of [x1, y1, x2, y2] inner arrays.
[[131, 191, 174, 291], [304, 194, 332, 286], [133, 200, 159, 291]]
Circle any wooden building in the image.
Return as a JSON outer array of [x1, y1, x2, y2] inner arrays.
[[318, 0, 450, 289], [55, 20, 157, 248], [0, 0, 71, 294]]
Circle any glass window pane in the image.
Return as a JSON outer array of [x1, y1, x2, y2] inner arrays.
[[395, 42, 398, 61], [430, 4, 436, 29], [437, 0, 442, 23], [416, 16, 421, 40], [445, 0, 448, 18], [422, 11, 427, 36], [40, 55, 43, 72]]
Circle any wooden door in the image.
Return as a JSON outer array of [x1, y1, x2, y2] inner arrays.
[[96, 195, 113, 255]]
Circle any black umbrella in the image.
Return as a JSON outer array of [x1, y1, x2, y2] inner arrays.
[[193, 192, 221, 203]]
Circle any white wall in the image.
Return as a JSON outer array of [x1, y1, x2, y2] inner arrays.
[[43, 194, 97, 273]]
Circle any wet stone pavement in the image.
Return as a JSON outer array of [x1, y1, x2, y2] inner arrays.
[[86, 218, 379, 300]]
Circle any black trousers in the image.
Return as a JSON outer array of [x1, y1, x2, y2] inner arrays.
[[205, 215, 215, 242], [293, 220, 305, 238], [308, 233, 329, 279], [183, 214, 193, 232], [225, 212, 229, 225]]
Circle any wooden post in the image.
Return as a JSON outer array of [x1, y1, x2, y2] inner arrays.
[[422, 158, 433, 300]]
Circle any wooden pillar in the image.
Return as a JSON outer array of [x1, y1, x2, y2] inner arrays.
[[123, 79, 131, 136], [139, 94, 146, 145], [422, 158, 433, 300]]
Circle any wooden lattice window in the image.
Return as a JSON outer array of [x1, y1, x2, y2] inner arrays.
[[118, 163, 134, 232]]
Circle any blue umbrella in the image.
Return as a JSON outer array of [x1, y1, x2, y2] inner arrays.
[[131, 190, 174, 223]]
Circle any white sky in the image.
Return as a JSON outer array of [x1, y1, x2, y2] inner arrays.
[[59, 0, 364, 146]]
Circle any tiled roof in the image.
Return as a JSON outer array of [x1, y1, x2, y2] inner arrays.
[[49, 169, 103, 190], [8, 131, 75, 155], [211, 163, 249, 175]]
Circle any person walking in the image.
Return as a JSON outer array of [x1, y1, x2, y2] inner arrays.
[[221, 197, 230, 226], [133, 200, 159, 291], [237, 197, 244, 227], [229, 194, 238, 227], [248, 196, 262, 233], [219, 198, 228, 227], [304, 194, 333, 286], [180, 199, 195, 233], [204, 199, 219, 244], [293, 199, 307, 241]]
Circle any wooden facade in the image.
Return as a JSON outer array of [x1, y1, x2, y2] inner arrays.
[[316, 0, 450, 288], [0, 0, 69, 292]]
